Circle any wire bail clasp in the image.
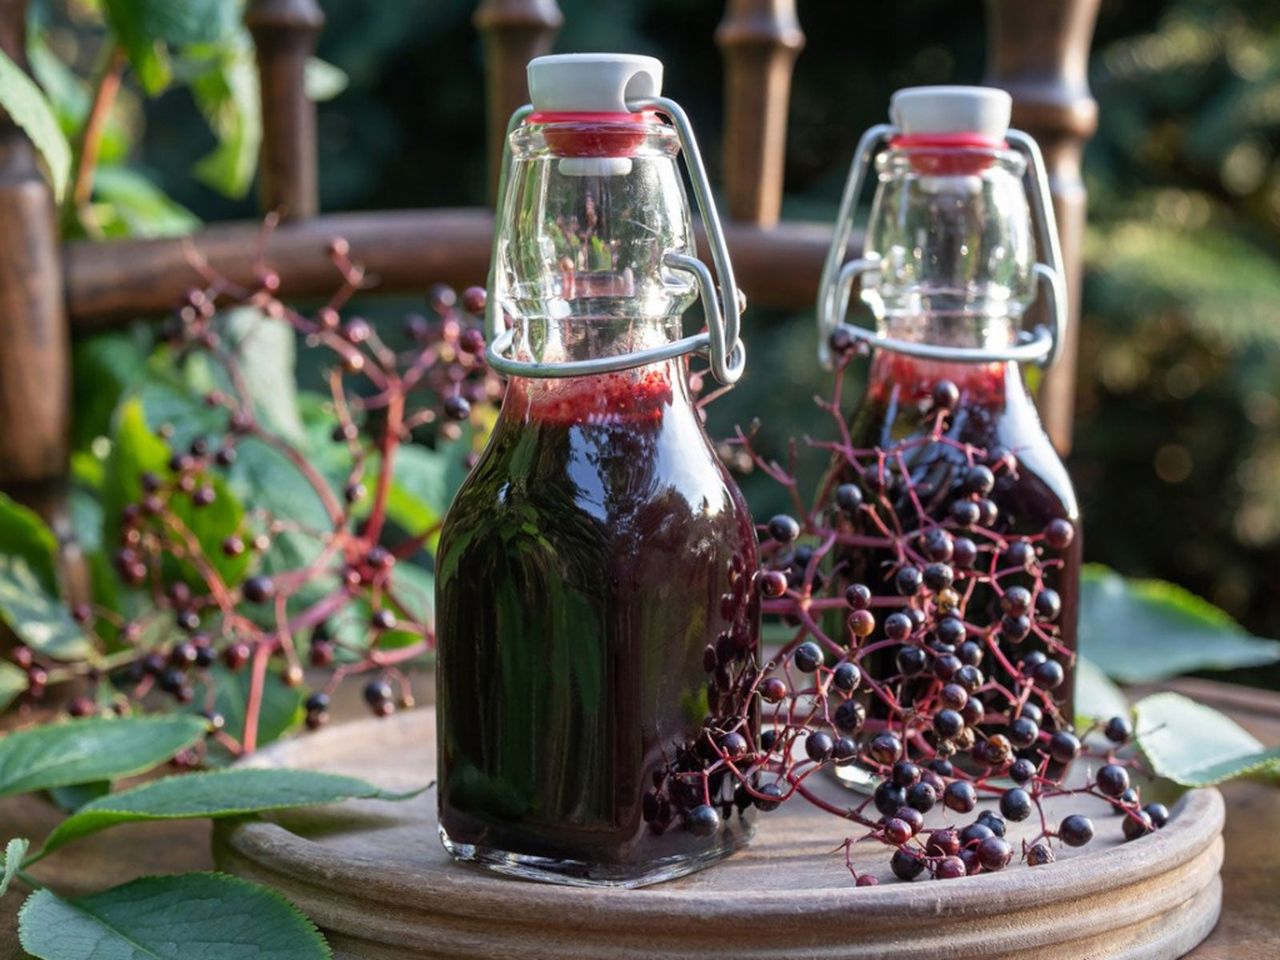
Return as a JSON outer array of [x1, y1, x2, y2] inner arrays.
[[816, 121, 1068, 369], [484, 97, 746, 385]]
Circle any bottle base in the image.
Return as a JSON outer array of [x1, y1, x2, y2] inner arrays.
[[438, 823, 753, 889]]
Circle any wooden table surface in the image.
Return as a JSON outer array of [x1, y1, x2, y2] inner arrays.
[[0, 676, 1275, 959]]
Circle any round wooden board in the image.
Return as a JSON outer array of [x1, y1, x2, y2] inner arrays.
[[214, 709, 1224, 960]]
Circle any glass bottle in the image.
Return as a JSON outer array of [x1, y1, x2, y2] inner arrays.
[[817, 87, 1082, 786], [436, 54, 759, 887]]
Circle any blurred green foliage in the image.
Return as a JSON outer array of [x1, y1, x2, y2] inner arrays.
[[29, 0, 1280, 650]]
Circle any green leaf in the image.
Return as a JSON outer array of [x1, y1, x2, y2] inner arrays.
[[0, 837, 28, 898], [39, 768, 424, 856], [28, 35, 132, 165], [1079, 565, 1280, 682], [47, 781, 111, 814], [0, 48, 70, 201], [0, 715, 207, 798], [190, 666, 303, 763], [0, 661, 28, 713], [0, 556, 90, 661], [190, 36, 262, 200], [304, 58, 348, 101], [92, 166, 199, 238], [19, 872, 331, 960], [223, 307, 303, 442], [1075, 655, 1130, 728], [385, 445, 449, 538], [1134, 692, 1280, 787], [0, 491, 60, 592]]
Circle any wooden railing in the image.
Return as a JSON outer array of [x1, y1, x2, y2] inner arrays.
[[0, 0, 1100, 540]]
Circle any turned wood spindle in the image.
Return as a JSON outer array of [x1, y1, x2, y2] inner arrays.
[[984, 0, 1100, 455], [715, 0, 804, 227], [247, 0, 325, 220], [474, 0, 563, 201], [0, 0, 80, 579]]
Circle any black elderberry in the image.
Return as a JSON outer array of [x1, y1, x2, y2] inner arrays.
[[951, 500, 981, 528], [222, 641, 252, 671], [868, 733, 902, 765], [793, 641, 823, 673], [833, 736, 858, 763], [895, 806, 925, 836], [1096, 763, 1130, 798], [1009, 716, 1040, 748], [929, 758, 954, 778], [936, 856, 967, 880], [1059, 814, 1094, 847], [371, 608, 398, 631], [832, 662, 861, 692], [242, 576, 274, 604], [895, 566, 923, 596], [1017, 701, 1044, 725], [443, 395, 471, 420], [896, 645, 927, 676], [906, 781, 937, 813], [977, 810, 1007, 838], [891, 848, 925, 881], [931, 380, 960, 410], [1035, 587, 1062, 621], [959, 822, 994, 846], [1000, 787, 1033, 822], [934, 654, 962, 683], [962, 464, 996, 497], [767, 514, 800, 543], [943, 780, 977, 813], [193, 642, 215, 668], [848, 609, 876, 638], [884, 817, 913, 845], [936, 617, 966, 646], [952, 536, 978, 568], [1002, 586, 1032, 616], [892, 761, 921, 788], [921, 528, 954, 562], [759, 729, 779, 753], [758, 570, 788, 598], [685, 804, 721, 837], [957, 640, 983, 666], [176, 609, 201, 634], [1033, 659, 1065, 690], [834, 699, 866, 733], [1048, 731, 1081, 764], [835, 483, 864, 515], [754, 783, 784, 812], [305, 692, 331, 714], [1004, 540, 1035, 570], [1001, 614, 1031, 643], [1143, 803, 1170, 829], [1044, 518, 1075, 550], [363, 678, 394, 707], [845, 583, 872, 609], [760, 677, 787, 703], [939, 683, 968, 710], [1010, 757, 1037, 785], [805, 731, 834, 762], [1123, 810, 1154, 841], [158, 668, 185, 695], [719, 731, 749, 760], [977, 836, 1013, 871], [874, 781, 907, 817], [934, 709, 965, 739], [955, 664, 984, 694], [1104, 715, 1132, 744], [884, 612, 912, 641], [923, 563, 954, 592], [1120, 787, 1140, 805], [926, 828, 960, 857]]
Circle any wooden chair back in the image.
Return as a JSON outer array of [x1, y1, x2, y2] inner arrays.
[[0, 0, 1100, 544]]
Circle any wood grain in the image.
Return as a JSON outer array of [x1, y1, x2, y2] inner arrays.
[[215, 707, 1224, 960], [984, 0, 1100, 455], [715, 0, 804, 226], [474, 0, 563, 198], [63, 211, 861, 330], [246, 0, 325, 219]]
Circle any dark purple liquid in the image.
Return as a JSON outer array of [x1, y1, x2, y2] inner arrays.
[[837, 353, 1081, 734], [436, 364, 758, 879]]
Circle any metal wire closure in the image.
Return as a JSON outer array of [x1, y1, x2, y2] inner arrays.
[[816, 124, 1068, 369], [484, 97, 746, 384]]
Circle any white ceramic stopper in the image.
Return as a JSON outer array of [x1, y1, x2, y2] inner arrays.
[[890, 86, 1012, 139], [527, 53, 663, 115]]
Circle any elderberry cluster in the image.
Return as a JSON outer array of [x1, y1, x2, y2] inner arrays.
[[651, 349, 1164, 882], [8, 228, 498, 761]]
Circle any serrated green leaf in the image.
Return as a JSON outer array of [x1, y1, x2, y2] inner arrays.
[[39, 768, 425, 856], [0, 48, 70, 201], [19, 872, 331, 960], [1135, 692, 1280, 787], [0, 556, 90, 661], [0, 715, 207, 798], [1075, 655, 1130, 728], [0, 837, 28, 898], [190, 36, 261, 199], [1079, 564, 1280, 682]]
